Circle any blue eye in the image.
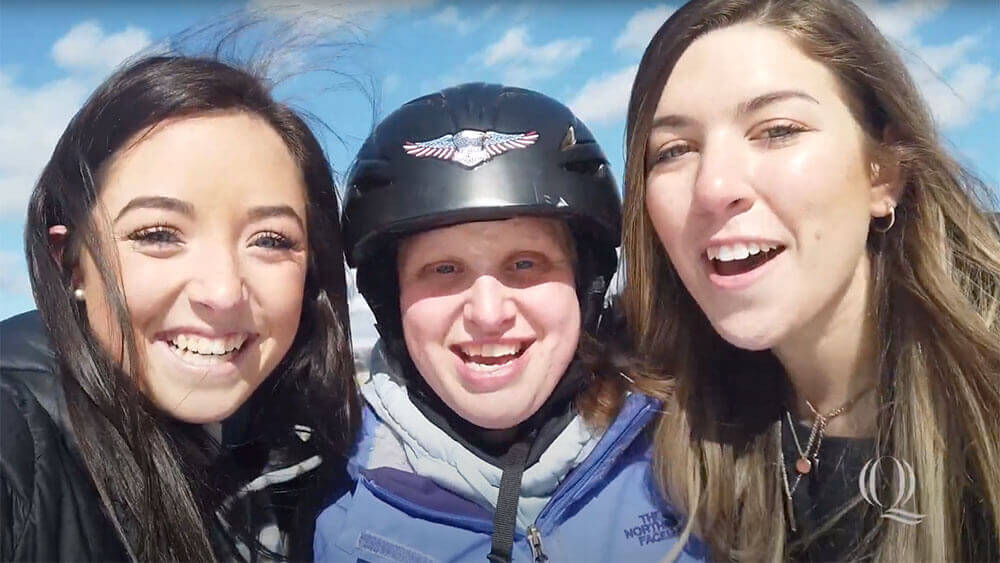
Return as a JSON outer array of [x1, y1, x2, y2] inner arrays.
[[514, 259, 534, 270], [757, 122, 808, 146], [251, 232, 295, 250], [435, 264, 456, 274]]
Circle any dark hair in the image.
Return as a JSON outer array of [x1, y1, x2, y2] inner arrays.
[[24, 55, 359, 561]]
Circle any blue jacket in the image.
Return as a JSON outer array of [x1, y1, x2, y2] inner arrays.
[[314, 363, 704, 562]]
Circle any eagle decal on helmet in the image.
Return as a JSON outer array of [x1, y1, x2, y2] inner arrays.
[[402, 129, 539, 168]]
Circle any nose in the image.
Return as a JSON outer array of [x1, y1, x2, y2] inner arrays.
[[691, 137, 755, 217], [187, 247, 246, 312], [463, 275, 516, 335]]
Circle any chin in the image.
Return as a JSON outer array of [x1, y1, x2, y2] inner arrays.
[[710, 317, 783, 352], [453, 403, 524, 431], [158, 396, 243, 425]]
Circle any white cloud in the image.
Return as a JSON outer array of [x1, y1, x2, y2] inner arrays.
[[569, 64, 638, 125], [915, 32, 982, 73], [51, 20, 152, 73], [0, 72, 91, 218], [383, 72, 401, 93], [431, 5, 476, 35], [614, 4, 677, 52], [858, 1, 1000, 129], [1, 21, 156, 219], [248, 0, 436, 30], [481, 26, 590, 84], [912, 59, 997, 127], [856, 0, 948, 40], [0, 250, 31, 298]]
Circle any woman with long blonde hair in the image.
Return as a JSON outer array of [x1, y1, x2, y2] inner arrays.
[[621, 0, 1000, 560]]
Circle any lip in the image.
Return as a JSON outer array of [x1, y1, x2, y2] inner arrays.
[[451, 339, 533, 393], [703, 246, 786, 291], [152, 334, 257, 385]]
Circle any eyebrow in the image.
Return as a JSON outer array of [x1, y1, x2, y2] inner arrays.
[[649, 90, 820, 132], [737, 89, 819, 116], [114, 196, 194, 222], [248, 205, 305, 230]]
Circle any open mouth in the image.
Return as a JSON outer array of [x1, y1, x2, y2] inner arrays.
[[165, 333, 250, 366], [452, 341, 529, 372], [706, 242, 786, 276]]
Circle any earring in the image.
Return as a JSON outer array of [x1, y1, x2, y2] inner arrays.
[[873, 205, 896, 233], [73, 287, 86, 302]]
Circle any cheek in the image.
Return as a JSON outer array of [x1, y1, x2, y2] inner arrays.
[[527, 283, 580, 346], [401, 296, 458, 353], [245, 261, 307, 339], [116, 253, 176, 330], [645, 180, 691, 254]]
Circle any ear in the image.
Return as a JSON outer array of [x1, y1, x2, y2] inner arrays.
[[48, 225, 69, 266], [868, 135, 904, 219]]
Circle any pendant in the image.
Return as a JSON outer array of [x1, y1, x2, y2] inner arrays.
[[795, 457, 812, 474], [785, 493, 797, 532]]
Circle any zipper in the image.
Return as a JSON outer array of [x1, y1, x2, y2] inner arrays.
[[527, 525, 548, 562], [533, 397, 655, 531]]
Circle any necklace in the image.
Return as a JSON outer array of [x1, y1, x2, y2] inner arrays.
[[778, 387, 873, 532]]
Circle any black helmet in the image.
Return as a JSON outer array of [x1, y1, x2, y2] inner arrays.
[[343, 82, 621, 343]]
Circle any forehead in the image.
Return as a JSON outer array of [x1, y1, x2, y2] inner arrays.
[[399, 216, 573, 261], [657, 23, 846, 118], [98, 112, 306, 213]]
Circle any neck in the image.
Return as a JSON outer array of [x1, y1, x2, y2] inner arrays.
[[772, 256, 879, 437]]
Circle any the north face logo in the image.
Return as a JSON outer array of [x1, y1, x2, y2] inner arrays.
[[623, 510, 677, 546]]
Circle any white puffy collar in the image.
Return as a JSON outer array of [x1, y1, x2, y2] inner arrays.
[[359, 369, 602, 528]]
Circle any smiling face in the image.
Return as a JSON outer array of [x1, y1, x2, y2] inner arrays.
[[644, 23, 896, 353], [397, 216, 580, 430], [75, 112, 308, 423]]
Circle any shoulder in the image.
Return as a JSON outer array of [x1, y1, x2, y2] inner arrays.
[[1, 311, 58, 375], [1, 310, 70, 438], [1, 311, 127, 560]]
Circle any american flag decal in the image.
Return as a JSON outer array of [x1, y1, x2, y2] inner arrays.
[[403, 129, 539, 168]]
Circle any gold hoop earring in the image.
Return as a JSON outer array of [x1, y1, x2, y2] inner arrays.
[[873, 206, 895, 233]]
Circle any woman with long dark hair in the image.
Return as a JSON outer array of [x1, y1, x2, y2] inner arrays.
[[0, 55, 358, 561], [621, 1, 1000, 561]]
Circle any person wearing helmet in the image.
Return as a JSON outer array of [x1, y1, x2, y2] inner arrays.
[[314, 83, 703, 562]]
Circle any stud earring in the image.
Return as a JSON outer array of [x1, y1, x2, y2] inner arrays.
[[73, 287, 86, 302]]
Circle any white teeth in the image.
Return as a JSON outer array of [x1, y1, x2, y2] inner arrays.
[[461, 342, 519, 358], [706, 242, 779, 262], [169, 333, 247, 356], [467, 361, 513, 372]]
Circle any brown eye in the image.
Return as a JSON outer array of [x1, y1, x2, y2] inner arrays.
[[763, 125, 799, 139], [128, 226, 179, 246], [435, 264, 456, 274], [655, 142, 693, 163]]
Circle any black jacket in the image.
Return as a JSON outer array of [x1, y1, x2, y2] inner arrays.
[[0, 311, 344, 561], [1, 310, 130, 561]]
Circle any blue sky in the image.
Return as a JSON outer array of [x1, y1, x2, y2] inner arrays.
[[2, 0, 998, 350]]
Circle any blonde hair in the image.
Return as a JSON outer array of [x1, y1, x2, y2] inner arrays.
[[621, 0, 1000, 560]]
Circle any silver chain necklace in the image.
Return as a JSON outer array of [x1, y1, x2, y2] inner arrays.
[[778, 390, 872, 532]]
